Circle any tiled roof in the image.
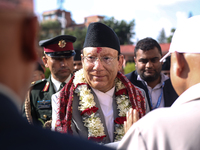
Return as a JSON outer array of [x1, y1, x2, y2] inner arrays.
[[160, 43, 171, 54], [120, 45, 135, 54], [120, 43, 171, 55]]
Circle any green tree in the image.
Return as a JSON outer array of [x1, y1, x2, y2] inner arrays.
[[157, 28, 167, 44], [167, 28, 176, 43], [39, 20, 61, 40], [102, 17, 135, 45], [64, 27, 87, 49], [124, 62, 135, 74]]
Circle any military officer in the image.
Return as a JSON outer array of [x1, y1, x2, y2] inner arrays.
[[22, 35, 76, 127]]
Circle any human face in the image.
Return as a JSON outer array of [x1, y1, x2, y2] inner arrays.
[[43, 55, 74, 82], [73, 60, 82, 73], [82, 47, 123, 93], [32, 70, 44, 82], [135, 47, 162, 83]]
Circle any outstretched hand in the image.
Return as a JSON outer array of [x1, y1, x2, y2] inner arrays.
[[124, 108, 139, 133]]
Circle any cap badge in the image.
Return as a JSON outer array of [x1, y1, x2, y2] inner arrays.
[[58, 40, 66, 48]]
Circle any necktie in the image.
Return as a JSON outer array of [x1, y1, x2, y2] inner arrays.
[[58, 82, 66, 91]]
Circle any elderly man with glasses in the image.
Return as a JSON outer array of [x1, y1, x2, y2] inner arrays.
[[51, 22, 149, 144]]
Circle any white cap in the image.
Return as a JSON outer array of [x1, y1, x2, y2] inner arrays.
[[160, 15, 200, 62]]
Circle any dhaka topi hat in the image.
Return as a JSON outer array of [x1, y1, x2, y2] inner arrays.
[[83, 22, 120, 54]]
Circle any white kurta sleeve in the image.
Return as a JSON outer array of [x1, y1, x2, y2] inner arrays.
[[117, 124, 147, 150], [51, 91, 60, 131]]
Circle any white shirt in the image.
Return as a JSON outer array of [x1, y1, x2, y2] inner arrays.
[[137, 73, 169, 108], [92, 87, 115, 142], [51, 74, 71, 130], [51, 74, 71, 92], [117, 83, 200, 150]]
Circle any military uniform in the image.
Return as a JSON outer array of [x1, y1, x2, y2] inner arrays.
[[22, 35, 76, 127], [22, 76, 55, 126]]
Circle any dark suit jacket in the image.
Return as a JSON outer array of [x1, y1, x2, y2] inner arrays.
[[125, 71, 178, 111], [0, 93, 113, 150]]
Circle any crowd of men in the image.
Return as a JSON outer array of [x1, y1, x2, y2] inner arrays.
[[1, 0, 200, 150]]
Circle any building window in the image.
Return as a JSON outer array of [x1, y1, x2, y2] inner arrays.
[[51, 14, 56, 20], [44, 15, 49, 20]]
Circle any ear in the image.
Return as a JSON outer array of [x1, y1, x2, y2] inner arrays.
[[81, 54, 84, 63], [42, 56, 49, 68], [174, 51, 184, 77], [118, 55, 124, 71], [21, 16, 39, 61], [41, 73, 45, 79], [134, 56, 137, 66]]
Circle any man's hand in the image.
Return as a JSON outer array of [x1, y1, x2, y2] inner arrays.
[[124, 108, 139, 133]]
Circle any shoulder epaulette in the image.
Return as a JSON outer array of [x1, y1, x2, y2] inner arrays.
[[31, 78, 46, 86]]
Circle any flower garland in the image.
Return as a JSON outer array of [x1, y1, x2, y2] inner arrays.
[[114, 78, 132, 141], [73, 69, 132, 142]]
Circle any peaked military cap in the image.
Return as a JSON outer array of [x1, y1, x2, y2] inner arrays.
[[39, 35, 76, 58], [74, 49, 82, 61], [83, 22, 121, 54]]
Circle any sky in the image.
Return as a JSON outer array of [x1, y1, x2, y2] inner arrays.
[[34, 0, 200, 43]]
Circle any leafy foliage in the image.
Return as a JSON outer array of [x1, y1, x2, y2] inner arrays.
[[39, 20, 61, 40], [157, 28, 167, 44], [64, 27, 87, 50], [167, 28, 176, 43], [124, 62, 135, 74], [102, 17, 135, 45], [44, 67, 51, 79]]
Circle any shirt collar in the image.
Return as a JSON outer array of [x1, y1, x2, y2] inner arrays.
[[172, 83, 200, 107], [92, 87, 115, 106], [51, 74, 71, 92]]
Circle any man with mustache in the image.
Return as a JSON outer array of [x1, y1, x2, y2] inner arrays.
[[23, 35, 76, 127], [126, 38, 178, 111]]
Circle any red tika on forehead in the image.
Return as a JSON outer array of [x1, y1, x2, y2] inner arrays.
[[97, 47, 102, 53]]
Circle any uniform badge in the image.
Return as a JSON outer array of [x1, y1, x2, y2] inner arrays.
[[31, 81, 36, 85], [58, 40, 66, 48], [37, 100, 51, 109]]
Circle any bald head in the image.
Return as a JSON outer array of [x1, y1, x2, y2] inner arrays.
[[170, 52, 200, 96], [0, 8, 38, 101], [160, 15, 200, 96]]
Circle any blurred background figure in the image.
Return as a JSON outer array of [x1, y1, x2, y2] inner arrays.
[[32, 62, 45, 82], [126, 38, 178, 111], [73, 49, 82, 73], [161, 56, 171, 78]]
